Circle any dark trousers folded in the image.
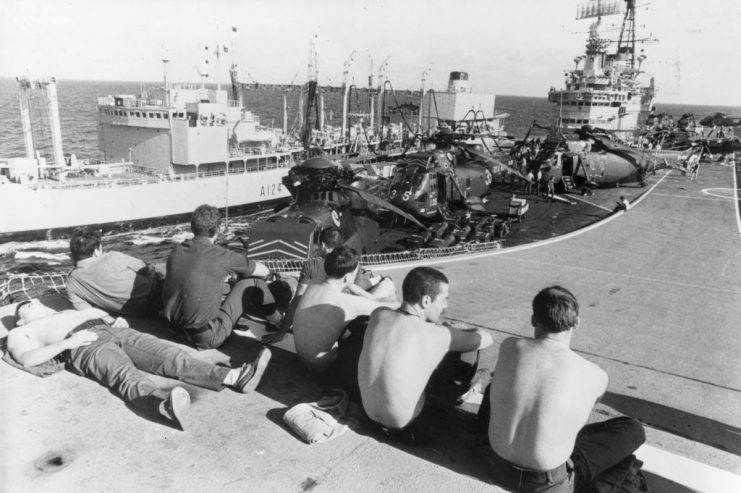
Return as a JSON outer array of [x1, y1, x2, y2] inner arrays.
[[186, 278, 278, 350]]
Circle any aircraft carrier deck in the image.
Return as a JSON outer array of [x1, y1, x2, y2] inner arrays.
[[1, 160, 740, 492]]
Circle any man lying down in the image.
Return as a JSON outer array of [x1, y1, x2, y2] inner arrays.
[[5, 298, 272, 430]]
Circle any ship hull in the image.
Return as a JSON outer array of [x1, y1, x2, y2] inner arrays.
[[0, 167, 290, 241]]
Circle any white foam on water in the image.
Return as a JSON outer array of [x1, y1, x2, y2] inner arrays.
[[0, 240, 69, 257], [13, 251, 69, 262]]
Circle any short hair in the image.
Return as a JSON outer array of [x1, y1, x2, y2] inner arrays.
[[320, 227, 344, 250], [402, 267, 448, 305], [532, 285, 579, 333], [13, 300, 32, 327], [69, 227, 101, 265], [324, 245, 359, 279], [191, 204, 221, 237]]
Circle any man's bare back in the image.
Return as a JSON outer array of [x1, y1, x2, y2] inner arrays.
[[359, 302, 491, 429], [358, 307, 451, 428], [488, 336, 608, 470], [293, 280, 397, 373]]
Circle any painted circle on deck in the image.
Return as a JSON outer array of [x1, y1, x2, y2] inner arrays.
[[702, 188, 740, 200]]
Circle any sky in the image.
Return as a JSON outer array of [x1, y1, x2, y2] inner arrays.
[[1, 0, 739, 106]]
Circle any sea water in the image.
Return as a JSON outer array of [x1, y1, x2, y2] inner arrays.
[[0, 77, 738, 277]]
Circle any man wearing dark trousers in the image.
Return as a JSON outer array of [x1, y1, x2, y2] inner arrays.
[[486, 285, 645, 492], [163, 204, 282, 350]]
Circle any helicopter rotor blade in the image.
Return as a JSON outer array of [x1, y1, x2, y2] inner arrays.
[[464, 146, 529, 181], [337, 183, 429, 231]]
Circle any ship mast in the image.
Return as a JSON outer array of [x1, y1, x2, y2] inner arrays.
[[616, 0, 637, 68]]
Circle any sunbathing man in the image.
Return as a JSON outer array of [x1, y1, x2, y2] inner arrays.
[[486, 286, 644, 492], [66, 227, 164, 325], [6, 298, 271, 430], [292, 246, 398, 375], [163, 204, 282, 350], [358, 267, 492, 442], [265, 227, 396, 344]]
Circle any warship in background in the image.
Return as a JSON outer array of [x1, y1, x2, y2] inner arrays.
[[548, 0, 656, 139]]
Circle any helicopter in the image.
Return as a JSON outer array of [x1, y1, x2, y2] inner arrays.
[[699, 112, 741, 128], [241, 132, 525, 259], [241, 156, 429, 260], [517, 122, 665, 193]]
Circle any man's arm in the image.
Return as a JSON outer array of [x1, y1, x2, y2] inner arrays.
[[8, 328, 98, 368], [346, 294, 399, 321], [446, 326, 493, 353]]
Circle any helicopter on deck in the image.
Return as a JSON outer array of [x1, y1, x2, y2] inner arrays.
[[517, 122, 665, 193], [241, 156, 428, 260], [241, 137, 520, 260]]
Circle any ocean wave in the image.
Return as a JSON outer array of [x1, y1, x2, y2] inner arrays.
[[0, 240, 70, 257], [12, 251, 70, 262]]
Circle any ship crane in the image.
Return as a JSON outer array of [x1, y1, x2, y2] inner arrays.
[[418, 64, 433, 131], [341, 51, 356, 141]]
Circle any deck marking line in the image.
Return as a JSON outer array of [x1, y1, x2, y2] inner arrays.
[[506, 255, 741, 295], [380, 172, 672, 273], [448, 316, 741, 393], [733, 162, 741, 238], [636, 444, 741, 493], [567, 194, 613, 212], [653, 192, 732, 202]]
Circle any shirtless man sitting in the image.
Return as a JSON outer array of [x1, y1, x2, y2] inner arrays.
[[292, 245, 398, 374], [264, 227, 395, 344], [487, 285, 645, 492], [358, 267, 492, 441], [6, 298, 271, 430]]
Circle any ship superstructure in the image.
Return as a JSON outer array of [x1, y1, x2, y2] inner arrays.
[[421, 71, 511, 150], [0, 74, 297, 241], [548, 0, 656, 138]]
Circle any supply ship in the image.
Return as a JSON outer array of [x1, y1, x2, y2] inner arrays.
[[548, 0, 656, 138], [0, 74, 298, 241]]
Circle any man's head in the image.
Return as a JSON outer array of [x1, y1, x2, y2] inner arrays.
[[324, 245, 359, 283], [14, 298, 55, 326], [402, 267, 449, 323], [191, 204, 222, 238], [319, 227, 344, 255], [69, 227, 102, 265], [531, 285, 579, 334]]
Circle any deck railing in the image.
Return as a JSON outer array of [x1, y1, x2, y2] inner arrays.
[[0, 240, 504, 305]]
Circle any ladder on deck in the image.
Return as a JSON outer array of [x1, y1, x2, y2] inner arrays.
[[561, 175, 576, 191]]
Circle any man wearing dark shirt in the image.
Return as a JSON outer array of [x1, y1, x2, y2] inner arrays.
[[163, 204, 280, 350]]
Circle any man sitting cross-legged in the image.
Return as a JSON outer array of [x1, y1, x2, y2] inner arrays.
[[358, 266, 493, 443], [486, 285, 645, 492], [292, 245, 398, 377], [163, 204, 283, 350], [6, 298, 272, 430]]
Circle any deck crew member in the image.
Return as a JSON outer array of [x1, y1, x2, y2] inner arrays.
[[486, 285, 645, 492], [358, 267, 492, 443], [292, 246, 398, 385], [264, 227, 396, 344], [66, 227, 164, 325], [6, 298, 272, 430], [162, 204, 282, 350]]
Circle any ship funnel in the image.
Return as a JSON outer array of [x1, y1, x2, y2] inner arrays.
[[447, 71, 469, 92]]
